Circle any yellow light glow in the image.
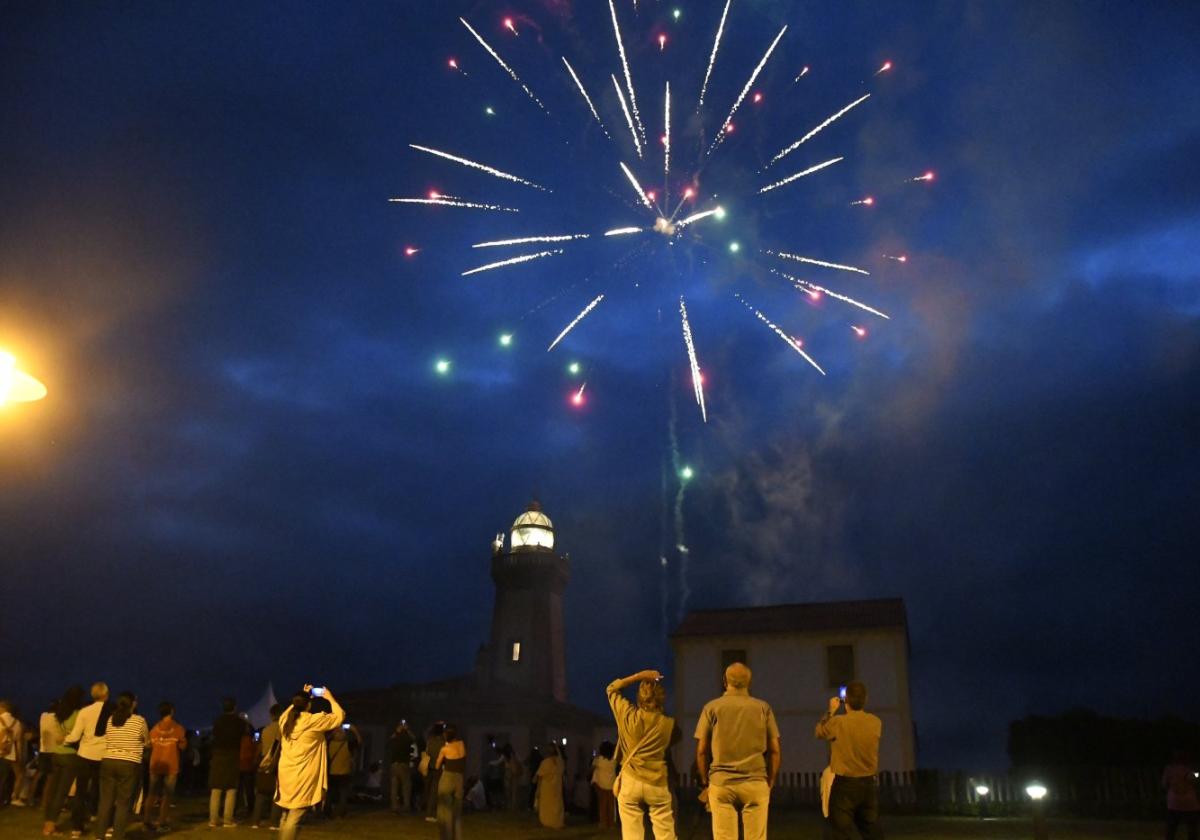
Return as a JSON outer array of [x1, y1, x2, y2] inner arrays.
[[0, 351, 47, 406]]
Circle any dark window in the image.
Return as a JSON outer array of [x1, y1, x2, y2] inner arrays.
[[827, 645, 855, 688]]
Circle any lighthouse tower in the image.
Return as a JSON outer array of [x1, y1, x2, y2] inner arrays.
[[483, 501, 569, 703]]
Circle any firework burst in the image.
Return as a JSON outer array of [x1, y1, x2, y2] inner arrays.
[[393, 2, 933, 420]]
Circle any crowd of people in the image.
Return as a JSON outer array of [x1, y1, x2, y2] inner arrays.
[[8, 670, 1193, 840]]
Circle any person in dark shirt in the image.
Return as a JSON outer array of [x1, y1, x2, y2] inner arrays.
[[389, 721, 415, 814], [208, 698, 243, 828]]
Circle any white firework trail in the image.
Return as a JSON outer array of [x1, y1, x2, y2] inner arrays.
[[882, 253, 908, 262], [612, 75, 643, 158], [793, 65, 810, 83], [608, 0, 645, 142], [472, 234, 589, 248], [708, 25, 788, 154], [697, 0, 731, 109], [768, 249, 873, 276], [771, 268, 890, 319], [735, 294, 826, 375], [462, 249, 564, 277], [459, 17, 547, 112], [759, 156, 844, 194], [547, 294, 605, 351], [388, 197, 520, 212], [604, 226, 642, 236], [409, 144, 548, 191], [675, 208, 720, 229], [561, 57, 610, 138], [663, 82, 671, 181], [679, 297, 708, 423], [768, 94, 871, 166], [619, 161, 654, 210]]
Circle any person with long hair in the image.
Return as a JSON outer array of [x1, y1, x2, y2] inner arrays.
[[275, 686, 345, 840], [434, 724, 467, 840], [40, 685, 84, 837], [534, 740, 565, 829], [608, 669, 678, 840], [94, 692, 149, 840]]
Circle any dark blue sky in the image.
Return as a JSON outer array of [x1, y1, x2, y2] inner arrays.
[[1, 1, 1197, 768]]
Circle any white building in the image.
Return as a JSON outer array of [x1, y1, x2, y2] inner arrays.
[[670, 599, 916, 774]]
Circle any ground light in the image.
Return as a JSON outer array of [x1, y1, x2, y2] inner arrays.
[[1026, 784, 1048, 840], [975, 784, 990, 819]]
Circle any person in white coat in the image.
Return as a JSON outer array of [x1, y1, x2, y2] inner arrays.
[[275, 686, 345, 840]]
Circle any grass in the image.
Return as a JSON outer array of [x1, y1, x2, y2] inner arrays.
[[0, 799, 1163, 839]]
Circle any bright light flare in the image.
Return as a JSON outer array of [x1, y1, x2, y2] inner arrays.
[[909, 171, 935, 182], [794, 65, 810, 82], [850, 196, 875, 206], [0, 352, 48, 405], [404, 246, 419, 257], [680, 465, 694, 480], [1026, 785, 1048, 801], [499, 333, 513, 346], [851, 325, 867, 338], [434, 358, 451, 375], [568, 362, 581, 375], [753, 92, 763, 104], [975, 785, 989, 797], [729, 241, 741, 253], [672, 8, 682, 21], [714, 205, 727, 220], [883, 253, 908, 262], [571, 382, 586, 406], [503, 17, 516, 34], [875, 60, 893, 75], [658, 33, 667, 51]]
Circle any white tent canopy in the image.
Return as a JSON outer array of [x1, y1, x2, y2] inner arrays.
[[246, 682, 280, 729]]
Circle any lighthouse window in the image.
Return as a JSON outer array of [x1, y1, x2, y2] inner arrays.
[[511, 641, 521, 662]]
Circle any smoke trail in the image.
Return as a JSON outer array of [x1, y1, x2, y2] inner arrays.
[[758, 156, 843, 194], [697, 0, 731, 108], [619, 161, 654, 210], [708, 25, 788, 154], [735, 293, 827, 375], [561, 57, 610, 138], [608, 0, 645, 141], [768, 94, 870, 166], [679, 297, 708, 423], [612, 75, 644, 159], [472, 234, 589, 248], [459, 17, 548, 112], [461, 249, 564, 277], [547, 294, 605, 351], [409, 144, 548, 191], [388, 197, 520, 212], [767, 250, 871, 276], [667, 381, 691, 623]]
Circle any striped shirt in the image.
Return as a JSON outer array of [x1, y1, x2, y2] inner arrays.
[[103, 714, 149, 763]]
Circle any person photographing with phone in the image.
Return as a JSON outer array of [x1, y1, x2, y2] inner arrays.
[[606, 668, 679, 840], [276, 685, 345, 840], [814, 680, 883, 840]]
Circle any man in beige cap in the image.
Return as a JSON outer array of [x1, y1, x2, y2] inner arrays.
[[694, 663, 781, 840]]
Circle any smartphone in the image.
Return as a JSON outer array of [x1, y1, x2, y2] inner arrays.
[[342, 723, 350, 730], [839, 685, 847, 701], [311, 686, 326, 697]]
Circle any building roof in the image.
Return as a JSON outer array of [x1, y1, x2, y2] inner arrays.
[[671, 598, 907, 638]]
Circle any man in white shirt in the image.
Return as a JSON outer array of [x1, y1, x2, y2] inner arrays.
[[61, 682, 110, 834]]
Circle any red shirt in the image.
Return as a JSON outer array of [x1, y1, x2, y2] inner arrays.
[[149, 719, 188, 776]]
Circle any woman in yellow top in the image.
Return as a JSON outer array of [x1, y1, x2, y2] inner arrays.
[[535, 742, 565, 829], [275, 686, 345, 840], [435, 724, 467, 840]]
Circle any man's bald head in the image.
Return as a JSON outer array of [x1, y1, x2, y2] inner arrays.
[[724, 662, 752, 691]]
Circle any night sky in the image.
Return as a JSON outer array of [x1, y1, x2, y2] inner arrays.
[[1, 1, 1198, 769]]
